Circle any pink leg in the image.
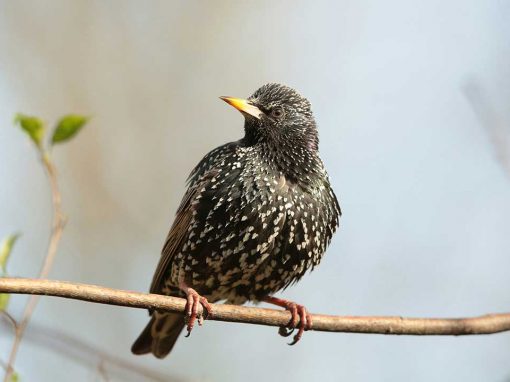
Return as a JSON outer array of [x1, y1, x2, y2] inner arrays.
[[179, 282, 212, 336], [263, 296, 313, 345]]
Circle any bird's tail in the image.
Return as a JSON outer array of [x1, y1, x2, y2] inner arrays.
[[131, 312, 184, 358]]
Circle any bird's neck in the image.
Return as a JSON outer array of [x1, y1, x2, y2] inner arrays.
[[241, 123, 323, 185], [257, 140, 324, 187]]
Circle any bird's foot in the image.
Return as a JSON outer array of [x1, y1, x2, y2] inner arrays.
[[182, 287, 212, 337], [263, 296, 313, 345]]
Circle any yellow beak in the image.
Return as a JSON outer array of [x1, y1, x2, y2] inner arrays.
[[220, 97, 262, 119]]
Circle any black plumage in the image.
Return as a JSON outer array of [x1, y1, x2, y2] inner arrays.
[[132, 83, 341, 358]]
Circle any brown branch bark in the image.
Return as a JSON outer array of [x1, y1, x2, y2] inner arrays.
[[1, 277, 510, 336]]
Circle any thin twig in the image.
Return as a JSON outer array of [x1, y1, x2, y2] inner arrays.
[[0, 311, 18, 331], [463, 79, 510, 177], [0, 320, 184, 382], [97, 360, 110, 382], [1, 277, 509, 336], [3, 153, 66, 382]]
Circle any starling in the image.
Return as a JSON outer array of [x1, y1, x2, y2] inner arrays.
[[132, 83, 341, 358]]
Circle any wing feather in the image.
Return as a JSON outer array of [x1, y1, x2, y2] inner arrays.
[[149, 171, 217, 294]]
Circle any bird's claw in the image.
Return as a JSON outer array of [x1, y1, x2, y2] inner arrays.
[[278, 326, 294, 337], [183, 288, 212, 337], [263, 296, 313, 344], [278, 302, 313, 345]]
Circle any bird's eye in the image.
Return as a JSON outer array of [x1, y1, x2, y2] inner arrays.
[[270, 107, 284, 119]]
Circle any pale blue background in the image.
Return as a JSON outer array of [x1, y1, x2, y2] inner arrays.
[[1, 1, 509, 381]]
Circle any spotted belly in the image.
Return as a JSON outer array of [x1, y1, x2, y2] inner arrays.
[[169, 193, 334, 305]]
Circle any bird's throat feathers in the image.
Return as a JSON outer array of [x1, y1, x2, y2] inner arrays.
[[242, 123, 322, 184]]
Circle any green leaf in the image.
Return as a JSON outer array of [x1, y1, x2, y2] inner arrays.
[[0, 233, 20, 274], [8, 371, 19, 382], [14, 114, 45, 148], [51, 115, 88, 144], [0, 293, 10, 311]]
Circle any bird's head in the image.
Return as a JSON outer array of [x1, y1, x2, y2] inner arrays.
[[221, 83, 318, 152]]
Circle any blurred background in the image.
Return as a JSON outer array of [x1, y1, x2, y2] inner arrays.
[[1, 1, 509, 381]]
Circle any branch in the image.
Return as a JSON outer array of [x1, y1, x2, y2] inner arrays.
[[4, 152, 66, 382], [0, 320, 185, 382], [463, 79, 510, 177], [0, 311, 18, 331], [1, 277, 510, 336]]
